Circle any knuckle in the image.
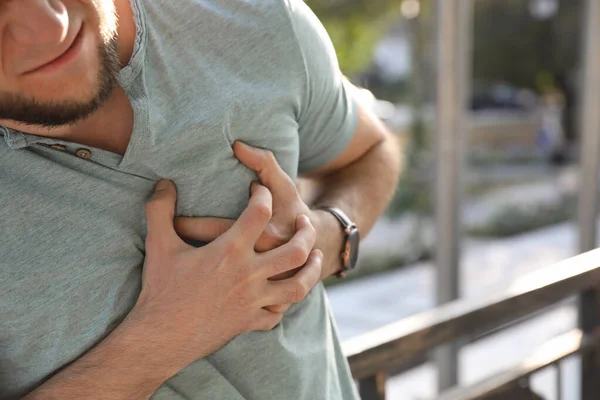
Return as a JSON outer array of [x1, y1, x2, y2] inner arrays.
[[145, 198, 169, 215], [263, 150, 277, 165], [254, 202, 272, 221], [223, 238, 244, 256], [288, 282, 308, 303], [274, 258, 291, 275], [289, 243, 309, 266]]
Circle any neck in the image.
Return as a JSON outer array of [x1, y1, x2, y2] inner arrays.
[[1, 87, 134, 156], [115, 0, 136, 68]]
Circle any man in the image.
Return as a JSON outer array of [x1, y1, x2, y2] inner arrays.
[[0, 0, 400, 399]]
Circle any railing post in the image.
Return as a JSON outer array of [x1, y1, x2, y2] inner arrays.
[[577, 0, 600, 399], [358, 372, 387, 400], [434, 0, 472, 392], [579, 289, 600, 400]]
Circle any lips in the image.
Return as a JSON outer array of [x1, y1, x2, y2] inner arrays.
[[23, 24, 83, 75]]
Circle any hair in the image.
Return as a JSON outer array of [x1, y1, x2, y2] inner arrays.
[[0, 0, 121, 127], [0, 38, 120, 127]]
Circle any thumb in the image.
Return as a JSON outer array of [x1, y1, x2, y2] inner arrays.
[[146, 179, 179, 242], [233, 141, 294, 196], [174, 216, 235, 242]]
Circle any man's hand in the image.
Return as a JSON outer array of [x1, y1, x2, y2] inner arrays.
[[174, 141, 343, 313], [175, 141, 312, 255], [174, 141, 343, 279], [134, 179, 323, 361], [24, 179, 323, 400]]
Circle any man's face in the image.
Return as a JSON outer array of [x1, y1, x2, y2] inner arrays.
[[0, 0, 120, 127]]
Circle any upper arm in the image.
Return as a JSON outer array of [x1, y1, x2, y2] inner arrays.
[[286, 0, 361, 174], [286, 1, 390, 177], [302, 97, 389, 177]]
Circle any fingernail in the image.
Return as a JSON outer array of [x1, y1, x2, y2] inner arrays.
[[155, 179, 170, 191], [298, 214, 310, 224]]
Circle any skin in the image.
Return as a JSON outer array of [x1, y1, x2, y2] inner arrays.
[[0, 1, 401, 397]]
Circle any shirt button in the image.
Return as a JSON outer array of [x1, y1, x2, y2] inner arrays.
[[50, 144, 66, 151], [75, 148, 92, 160]]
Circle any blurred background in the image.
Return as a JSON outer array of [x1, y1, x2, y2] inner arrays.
[[308, 0, 597, 398]]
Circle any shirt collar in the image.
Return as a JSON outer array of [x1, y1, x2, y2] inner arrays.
[[1, 126, 74, 149]]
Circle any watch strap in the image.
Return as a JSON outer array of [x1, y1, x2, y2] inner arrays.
[[322, 207, 355, 230], [320, 206, 359, 279]]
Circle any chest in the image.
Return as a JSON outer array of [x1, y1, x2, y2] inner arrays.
[[0, 101, 300, 397]]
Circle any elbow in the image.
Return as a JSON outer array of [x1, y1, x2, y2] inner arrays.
[[379, 129, 403, 186]]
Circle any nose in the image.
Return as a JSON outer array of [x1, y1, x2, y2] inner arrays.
[[6, 0, 69, 45]]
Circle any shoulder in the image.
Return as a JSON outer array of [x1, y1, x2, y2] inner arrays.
[[141, 0, 297, 35], [141, 0, 306, 75]]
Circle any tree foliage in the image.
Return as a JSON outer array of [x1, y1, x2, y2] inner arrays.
[[305, 0, 405, 76], [472, 0, 583, 92]]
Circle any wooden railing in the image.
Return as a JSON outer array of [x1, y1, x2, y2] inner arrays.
[[343, 248, 600, 400]]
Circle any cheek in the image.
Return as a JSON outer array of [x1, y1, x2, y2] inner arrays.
[[86, 0, 117, 43], [14, 43, 101, 102]]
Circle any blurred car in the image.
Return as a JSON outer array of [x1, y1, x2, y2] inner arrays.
[[470, 82, 537, 112]]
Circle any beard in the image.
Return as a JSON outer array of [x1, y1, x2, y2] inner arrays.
[[0, 38, 121, 128]]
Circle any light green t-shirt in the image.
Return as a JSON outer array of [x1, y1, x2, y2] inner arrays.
[[0, 0, 361, 399]]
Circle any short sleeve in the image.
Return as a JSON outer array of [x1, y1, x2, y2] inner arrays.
[[286, 0, 359, 174]]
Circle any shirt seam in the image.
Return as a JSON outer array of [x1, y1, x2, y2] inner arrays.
[[280, 0, 311, 123]]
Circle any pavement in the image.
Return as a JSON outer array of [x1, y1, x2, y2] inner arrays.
[[326, 216, 597, 399], [355, 166, 579, 269]]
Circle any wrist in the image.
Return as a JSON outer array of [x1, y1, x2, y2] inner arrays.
[[27, 312, 190, 400], [120, 309, 198, 378], [309, 209, 345, 279]]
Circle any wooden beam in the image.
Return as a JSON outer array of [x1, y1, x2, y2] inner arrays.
[[343, 249, 600, 379], [437, 329, 600, 400]]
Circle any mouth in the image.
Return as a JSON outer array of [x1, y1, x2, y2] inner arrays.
[[23, 24, 85, 75]]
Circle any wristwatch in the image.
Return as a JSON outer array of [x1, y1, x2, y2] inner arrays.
[[321, 207, 360, 278]]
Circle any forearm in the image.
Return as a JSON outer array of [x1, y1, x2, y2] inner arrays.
[[310, 131, 402, 278], [24, 313, 190, 400]]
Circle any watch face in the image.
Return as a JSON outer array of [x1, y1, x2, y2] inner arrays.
[[348, 228, 360, 269]]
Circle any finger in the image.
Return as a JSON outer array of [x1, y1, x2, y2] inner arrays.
[[233, 141, 295, 195], [145, 180, 180, 244], [258, 215, 316, 278], [265, 250, 323, 306], [174, 217, 235, 242], [254, 222, 288, 253], [252, 309, 284, 331], [222, 183, 272, 246]]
